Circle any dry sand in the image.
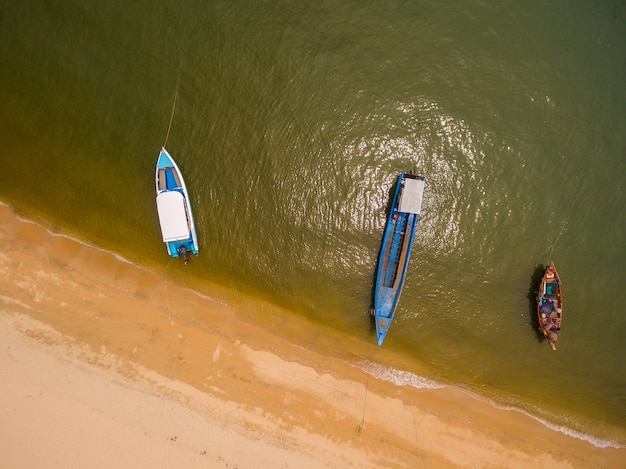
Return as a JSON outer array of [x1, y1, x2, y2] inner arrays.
[[0, 202, 624, 468]]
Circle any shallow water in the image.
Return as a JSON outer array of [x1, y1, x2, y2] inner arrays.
[[1, 0, 624, 444]]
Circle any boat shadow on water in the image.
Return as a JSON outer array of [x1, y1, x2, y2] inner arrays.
[[528, 264, 547, 344]]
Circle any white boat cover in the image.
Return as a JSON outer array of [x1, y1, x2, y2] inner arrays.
[[156, 191, 190, 242], [398, 178, 425, 214]]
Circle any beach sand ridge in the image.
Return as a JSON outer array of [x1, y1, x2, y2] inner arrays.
[[1, 203, 623, 468]]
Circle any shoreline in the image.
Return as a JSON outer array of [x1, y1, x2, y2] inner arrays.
[[1, 201, 624, 467]]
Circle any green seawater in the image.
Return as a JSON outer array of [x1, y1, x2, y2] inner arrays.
[[1, 0, 625, 445]]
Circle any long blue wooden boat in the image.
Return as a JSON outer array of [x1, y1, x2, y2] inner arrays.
[[536, 264, 563, 350], [155, 147, 199, 264], [373, 173, 426, 346]]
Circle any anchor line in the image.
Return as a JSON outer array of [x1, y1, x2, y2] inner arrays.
[[163, 257, 175, 316], [356, 374, 370, 435], [163, 59, 183, 149]]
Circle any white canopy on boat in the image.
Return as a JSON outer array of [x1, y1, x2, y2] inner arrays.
[[156, 191, 190, 242], [398, 177, 425, 214]]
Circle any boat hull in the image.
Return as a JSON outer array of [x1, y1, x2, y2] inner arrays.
[[373, 173, 425, 346], [536, 264, 562, 350], [155, 148, 199, 261]]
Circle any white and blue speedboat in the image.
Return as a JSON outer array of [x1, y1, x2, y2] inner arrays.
[[155, 147, 198, 264], [373, 173, 426, 346]]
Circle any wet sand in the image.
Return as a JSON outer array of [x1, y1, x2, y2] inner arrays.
[[0, 202, 624, 468]]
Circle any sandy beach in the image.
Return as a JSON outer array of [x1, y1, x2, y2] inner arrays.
[[0, 202, 623, 468]]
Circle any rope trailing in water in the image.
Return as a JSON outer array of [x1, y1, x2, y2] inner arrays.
[[163, 59, 183, 148]]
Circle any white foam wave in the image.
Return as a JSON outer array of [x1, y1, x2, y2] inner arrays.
[[356, 358, 623, 449], [355, 360, 444, 390], [492, 402, 624, 449]]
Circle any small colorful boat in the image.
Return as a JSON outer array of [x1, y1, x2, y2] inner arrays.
[[537, 264, 563, 350], [155, 147, 198, 264], [373, 173, 426, 346]]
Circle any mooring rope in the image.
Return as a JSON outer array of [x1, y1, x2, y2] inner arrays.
[[355, 374, 370, 435], [163, 59, 183, 148]]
